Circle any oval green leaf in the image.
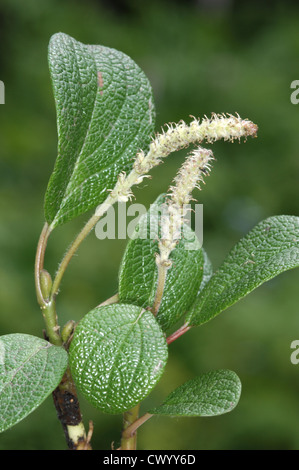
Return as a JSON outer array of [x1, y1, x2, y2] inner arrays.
[[0, 334, 68, 433], [69, 304, 168, 414], [187, 215, 299, 326], [148, 369, 241, 417], [45, 32, 155, 228]]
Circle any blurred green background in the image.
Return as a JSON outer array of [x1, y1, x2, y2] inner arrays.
[[0, 0, 299, 450]]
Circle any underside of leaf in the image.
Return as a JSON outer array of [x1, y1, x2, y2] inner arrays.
[[0, 334, 68, 433]]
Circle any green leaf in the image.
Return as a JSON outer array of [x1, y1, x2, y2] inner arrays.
[[187, 215, 299, 326], [0, 334, 68, 433], [69, 304, 168, 414], [148, 369, 241, 417], [118, 195, 205, 331], [45, 32, 155, 228]]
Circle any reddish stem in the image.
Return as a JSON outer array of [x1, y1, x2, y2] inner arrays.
[[166, 323, 191, 345]]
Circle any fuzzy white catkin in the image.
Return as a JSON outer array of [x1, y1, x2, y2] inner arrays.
[[107, 113, 257, 206], [157, 146, 214, 266], [169, 147, 214, 207], [133, 113, 257, 176]]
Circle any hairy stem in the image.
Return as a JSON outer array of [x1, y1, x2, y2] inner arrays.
[[50, 215, 99, 299], [121, 411, 153, 446], [166, 323, 191, 345], [51, 196, 115, 300], [97, 293, 119, 308]]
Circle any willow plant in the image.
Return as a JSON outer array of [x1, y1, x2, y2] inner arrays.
[[0, 33, 298, 451]]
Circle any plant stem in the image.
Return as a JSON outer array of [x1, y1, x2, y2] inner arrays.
[[120, 404, 141, 450], [76, 421, 94, 450], [97, 293, 119, 308], [51, 196, 115, 300], [41, 293, 90, 449], [52, 367, 92, 450], [166, 323, 191, 345], [43, 299, 90, 449], [42, 298, 62, 346], [121, 411, 153, 447], [35, 224, 90, 449]]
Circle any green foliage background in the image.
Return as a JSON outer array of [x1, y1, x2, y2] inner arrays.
[[0, 0, 299, 450]]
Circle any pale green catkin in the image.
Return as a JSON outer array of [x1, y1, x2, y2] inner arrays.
[[157, 147, 214, 266], [108, 113, 257, 205]]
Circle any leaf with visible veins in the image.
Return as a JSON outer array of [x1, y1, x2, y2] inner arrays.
[[45, 32, 155, 228]]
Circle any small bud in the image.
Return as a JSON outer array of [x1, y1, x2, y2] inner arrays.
[[61, 320, 76, 344], [40, 269, 52, 300]]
